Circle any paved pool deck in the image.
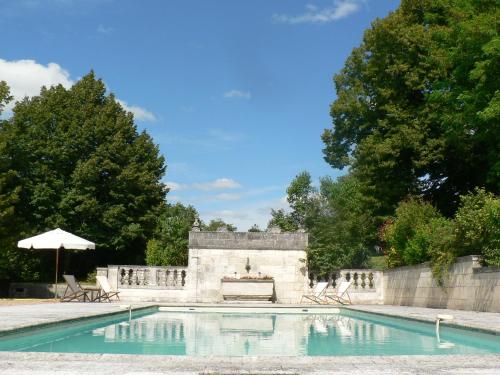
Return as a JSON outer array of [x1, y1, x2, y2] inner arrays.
[[0, 302, 498, 374]]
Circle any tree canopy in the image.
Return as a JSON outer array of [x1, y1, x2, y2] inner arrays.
[[0, 72, 167, 280], [322, 0, 499, 217], [269, 172, 373, 276], [146, 203, 197, 266], [202, 219, 237, 232]]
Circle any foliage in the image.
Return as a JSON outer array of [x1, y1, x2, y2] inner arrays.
[[145, 203, 197, 266], [381, 199, 444, 266], [382, 190, 499, 284], [322, 0, 500, 217], [307, 175, 374, 275], [268, 208, 299, 232], [427, 217, 456, 286], [248, 224, 262, 232], [268, 171, 317, 232], [270, 172, 373, 276], [202, 218, 237, 232], [454, 189, 500, 267], [0, 73, 167, 280]]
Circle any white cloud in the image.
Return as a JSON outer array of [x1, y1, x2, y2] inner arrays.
[[273, 1, 361, 25], [165, 181, 189, 192], [0, 58, 72, 111], [0, 58, 155, 122], [224, 89, 251, 100], [164, 178, 242, 193], [193, 178, 242, 191], [200, 196, 290, 231], [116, 99, 156, 122]]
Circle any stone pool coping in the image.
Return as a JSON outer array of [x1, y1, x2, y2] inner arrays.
[[0, 352, 499, 374], [343, 305, 500, 335], [0, 303, 499, 374]]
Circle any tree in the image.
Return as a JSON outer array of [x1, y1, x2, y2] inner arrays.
[[268, 171, 318, 232], [267, 209, 298, 232], [322, 0, 499, 217], [202, 219, 237, 232], [146, 203, 197, 266], [269, 171, 372, 275], [0, 72, 167, 280], [0, 82, 39, 281], [307, 175, 373, 275], [248, 224, 262, 232]]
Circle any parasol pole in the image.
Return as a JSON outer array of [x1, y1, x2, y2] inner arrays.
[[54, 246, 62, 300]]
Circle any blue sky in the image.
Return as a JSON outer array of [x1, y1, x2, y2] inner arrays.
[[0, 0, 400, 230]]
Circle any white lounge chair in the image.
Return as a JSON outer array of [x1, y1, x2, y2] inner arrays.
[[61, 274, 90, 302], [301, 281, 329, 304], [326, 280, 353, 305], [96, 275, 120, 302]]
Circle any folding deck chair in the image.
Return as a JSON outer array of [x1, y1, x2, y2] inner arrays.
[[61, 274, 90, 302], [96, 275, 120, 302], [300, 281, 329, 304], [326, 280, 353, 305]]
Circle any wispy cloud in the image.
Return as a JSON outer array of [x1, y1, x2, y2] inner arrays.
[[97, 24, 113, 35], [116, 99, 156, 122], [273, 1, 361, 25], [165, 178, 242, 192], [0, 58, 156, 122], [224, 89, 251, 100], [193, 178, 242, 191]]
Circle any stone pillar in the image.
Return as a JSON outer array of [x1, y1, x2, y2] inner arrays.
[[107, 266, 119, 291]]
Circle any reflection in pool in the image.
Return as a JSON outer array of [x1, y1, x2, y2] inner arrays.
[[0, 310, 498, 356]]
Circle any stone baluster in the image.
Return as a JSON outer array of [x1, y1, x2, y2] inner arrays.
[[137, 268, 145, 286]]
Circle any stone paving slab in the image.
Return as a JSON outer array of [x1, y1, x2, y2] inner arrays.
[[0, 302, 154, 334], [0, 352, 498, 374], [344, 304, 500, 334]]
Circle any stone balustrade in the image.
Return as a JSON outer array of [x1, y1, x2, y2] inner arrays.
[[308, 269, 383, 304], [113, 266, 187, 289]]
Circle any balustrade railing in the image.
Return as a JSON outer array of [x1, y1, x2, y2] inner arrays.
[[308, 269, 381, 292], [117, 266, 187, 289]]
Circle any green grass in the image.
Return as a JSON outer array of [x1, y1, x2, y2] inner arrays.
[[368, 255, 387, 270]]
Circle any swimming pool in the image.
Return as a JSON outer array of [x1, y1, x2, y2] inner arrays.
[[0, 307, 498, 356]]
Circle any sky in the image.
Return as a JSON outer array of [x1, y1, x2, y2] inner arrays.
[[0, 0, 400, 230]]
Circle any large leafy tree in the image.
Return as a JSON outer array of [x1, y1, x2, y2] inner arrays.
[[322, 0, 499, 217], [269, 171, 373, 275], [0, 82, 38, 281], [0, 73, 166, 279], [146, 203, 197, 266]]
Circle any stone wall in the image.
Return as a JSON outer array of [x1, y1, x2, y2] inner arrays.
[[383, 255, 500, 312], [189, 231, 309, 304]]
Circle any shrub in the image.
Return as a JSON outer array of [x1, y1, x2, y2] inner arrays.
[[427, 217, 456, 285], [382, 198, 443, 266], [454, 189, 500, 267]]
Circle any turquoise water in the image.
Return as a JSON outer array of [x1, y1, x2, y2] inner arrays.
[[0, 309, 498, 356]]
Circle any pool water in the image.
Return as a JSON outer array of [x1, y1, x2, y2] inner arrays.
[[0, 309, 498, 356]]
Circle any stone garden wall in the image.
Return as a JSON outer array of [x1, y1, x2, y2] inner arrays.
[[383, 255, 500, 312], [188, 231, 309, 304]]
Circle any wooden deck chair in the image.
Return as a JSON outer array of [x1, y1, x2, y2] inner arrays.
[[96, 275, 120, 302], [61, 274, 90, 302], [300, 281, 329, 304], [326, 280, 353, 305]]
